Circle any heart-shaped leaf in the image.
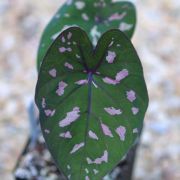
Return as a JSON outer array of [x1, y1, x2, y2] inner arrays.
[[35, 27, 148, 179], [37, 0, 136, 71]]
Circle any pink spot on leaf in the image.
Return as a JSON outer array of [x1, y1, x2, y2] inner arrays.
[[61, 36, 65, 43], [127, 90, 136, 102], [133, 128, 138, 134], [87, 150, 108, 164], [93, 169, 99, 174], [89, 130, 98, 140], [104, 107, 122, 116], [119, 22, 133, 31], [49, 68, 57, 78], [59, 107, 80, 127], [67, 47, 72, 52], [70, 142, 84, 154], [67, 32, 72, 39], [82, 13, 89, 21], [108, 12, 127, 21], [106, 51, 116, 63], [44, 129, 50, 134], [115, 69, 129, 81], [85, 168, 89, 174], [56, 81, 68, 96], [85, 176, 90, 180], [59, 47, 72, 53], [42, 98, 46, 109], [103, 69, 128, 85], [131, 107, 139, 115], [109, 41, 114, 47], [76, 54, 80, 58], [92, 81, 98, 88], [59, 47, 66, 53], [64, 62, 74, 70], [44, 109, 56, 117], [59, 131, 72, 139], [94, 151, 108, 164], [101, 123, 113, 137], [103, 77, 118, 85], [116, 126, 126, 141], [75, 79, 88, 85], [87, 158, 92, 164]]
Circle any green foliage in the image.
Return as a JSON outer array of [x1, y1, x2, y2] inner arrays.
[[35, 27, 148, 179], [37, 0, 136, 71]]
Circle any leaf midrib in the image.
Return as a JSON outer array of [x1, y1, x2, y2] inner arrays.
[[78, 72, 93, 179]]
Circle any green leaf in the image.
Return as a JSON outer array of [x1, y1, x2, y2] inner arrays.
[[37, 0, 136, 71], [35, 27, 148, 180]]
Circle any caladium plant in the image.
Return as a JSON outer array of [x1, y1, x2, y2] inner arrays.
[[35, 27, 149, 179], [37, 0, 136, 71]]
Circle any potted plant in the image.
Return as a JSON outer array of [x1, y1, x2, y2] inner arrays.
[[15, 1, 148, 179]]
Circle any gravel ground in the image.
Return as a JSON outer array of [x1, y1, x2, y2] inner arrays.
[[0, 0, 179, 179]]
